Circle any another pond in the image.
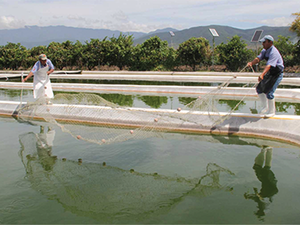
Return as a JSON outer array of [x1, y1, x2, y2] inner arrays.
[[1, 89, 300, 115]]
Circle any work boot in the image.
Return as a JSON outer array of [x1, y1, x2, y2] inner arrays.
[[265, 99, 276, 117], [258, 94, 268, 114]]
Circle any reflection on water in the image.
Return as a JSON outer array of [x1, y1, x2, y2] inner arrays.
[[18, 129, 235, 223], [244, 146, 278, 221], [138, 95, 168, 109], [34, 126, 56, 171], [50, 79, 222, 87], [0, 115, 299, 223]]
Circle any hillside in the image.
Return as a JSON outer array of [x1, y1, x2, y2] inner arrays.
[[0, 25, 297, 49], [0, 25, 146, 48], [134, 25, 298, 48]]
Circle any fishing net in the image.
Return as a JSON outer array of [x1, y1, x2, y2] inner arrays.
[[18, 131, 235, 222], [16, 66, 257, 146]]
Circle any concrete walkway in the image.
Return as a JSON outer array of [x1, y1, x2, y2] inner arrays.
[[1, 71, 300, 86], [1, 82, 300, 101], [1, 100, 300, 146], [1, 71, 300, 146]]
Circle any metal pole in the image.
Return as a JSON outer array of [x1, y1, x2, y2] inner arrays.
[[212, 36, 215, 70]]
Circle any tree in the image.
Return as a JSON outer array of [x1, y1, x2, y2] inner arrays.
[[83, 38, 106, 70], [72, 41, 84, 69], [163, 47, 178, 71], [0, 43, 29, 70], [107, 34, 134, 69], [28, 45, 48, 68], [177, 37, 211, 71], [274, 35, 294, 67], [290, 12, 300, 37], [131, 36, 169, 71], [47, 42, 73, 70], [61, 40, 76, 68], [216, 35, 254, 72], [292, 40, 300, 65]]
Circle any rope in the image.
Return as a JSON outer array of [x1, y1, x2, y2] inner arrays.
[[228, 65, 258, 112], [20, 72, 24, 107], [212, 64, 258, 126]]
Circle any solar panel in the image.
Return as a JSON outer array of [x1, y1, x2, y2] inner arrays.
[[251, 30, 263, 42], [209, 28, 219, 37]]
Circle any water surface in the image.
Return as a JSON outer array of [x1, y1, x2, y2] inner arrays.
[[1, 117, 300, 224], [1, 89, 300, 115]]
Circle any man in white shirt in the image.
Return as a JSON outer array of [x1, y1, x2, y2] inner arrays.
[[23, 54, 55, 101]]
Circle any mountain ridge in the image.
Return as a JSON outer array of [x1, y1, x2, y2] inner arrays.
[[0, 25, 297, 49], [134, 25, 298, 48]]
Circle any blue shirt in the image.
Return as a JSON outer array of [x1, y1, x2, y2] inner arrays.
[[257, 45, 284, 71], [31, 59, 55, 73]]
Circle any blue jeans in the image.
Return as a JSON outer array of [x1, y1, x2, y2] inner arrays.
[[256, 73, 283, 99]]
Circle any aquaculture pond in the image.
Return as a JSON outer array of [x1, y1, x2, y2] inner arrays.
[[1, 81, 300, 224], [1, 117, 300, 224], [1, 88, 300, 115]]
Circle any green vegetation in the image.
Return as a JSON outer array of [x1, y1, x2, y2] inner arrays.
[[290, 12, 300, 37], [216, 36, 255, 71], [177, 37, 211, 70], [131, 36, 170, 71], [1, 13, 300, 72]]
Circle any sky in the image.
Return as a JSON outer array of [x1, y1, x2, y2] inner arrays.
[[0, 0, 299, 33]]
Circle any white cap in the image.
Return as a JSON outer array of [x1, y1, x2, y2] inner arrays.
[[38, 54, 47, 60], [259, 35, 274, 42]]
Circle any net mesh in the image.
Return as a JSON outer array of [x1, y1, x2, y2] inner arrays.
[[16, 67, 257, 146], [18, 131, 235, 222]]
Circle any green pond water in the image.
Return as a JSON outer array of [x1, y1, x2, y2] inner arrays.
[[1, 117, 300, 224], [1, 89, 300, 115], [1, 86, 300, 224]]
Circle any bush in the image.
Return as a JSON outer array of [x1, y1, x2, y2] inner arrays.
[[216, 35, 255, 71], [177, 37, 211, 71]]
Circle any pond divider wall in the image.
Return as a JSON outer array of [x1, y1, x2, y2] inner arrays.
[[1, 100, 300, 146], [1, 82, 300, 101]]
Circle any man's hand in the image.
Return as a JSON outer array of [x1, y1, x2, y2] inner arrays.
[[47, 69, 54, 76], [247, 58, 260, 69], [258, 65, 271, 82], [23, 72, 33, 82]]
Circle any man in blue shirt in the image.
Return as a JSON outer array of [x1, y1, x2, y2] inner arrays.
[[247, 35, 284, 117]]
